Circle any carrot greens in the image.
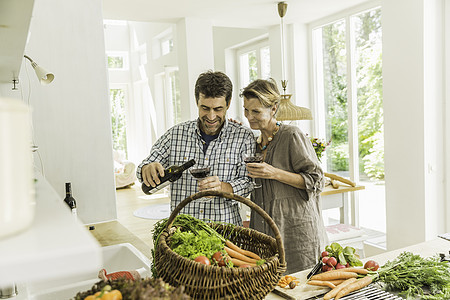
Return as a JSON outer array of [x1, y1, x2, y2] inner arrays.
[[376, 252, 450, 299]]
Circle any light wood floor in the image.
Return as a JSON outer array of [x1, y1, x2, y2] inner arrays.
[[113, 183, 170, 258]]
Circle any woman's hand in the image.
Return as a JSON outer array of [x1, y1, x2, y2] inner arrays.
[[228, 118, 243, 125], [246, 162, 278, 179], [246, 162, 306, 189]]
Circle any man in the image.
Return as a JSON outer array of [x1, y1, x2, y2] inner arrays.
[[137, 71, 255, 225]]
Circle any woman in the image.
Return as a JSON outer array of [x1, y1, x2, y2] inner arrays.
[[240, 78, 327, 274]]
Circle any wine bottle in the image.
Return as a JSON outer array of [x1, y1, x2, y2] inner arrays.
[[64, 182, 77, 216], [142, 159, 196, 195]]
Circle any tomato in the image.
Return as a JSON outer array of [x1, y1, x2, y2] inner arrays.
[[212, 251, 227, 267], [194, 255, 211, 265], [321, 251, 329, 257], [364, 260, 379, 271], [327, 256, 337, 267]]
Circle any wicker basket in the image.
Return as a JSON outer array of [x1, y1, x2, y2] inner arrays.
[[154, 190, 286, 300]]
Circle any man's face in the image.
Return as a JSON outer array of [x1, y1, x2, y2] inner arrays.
[[197, 93, 229, 135]]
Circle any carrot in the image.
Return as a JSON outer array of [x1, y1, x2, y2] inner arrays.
[[224, 246, 258, 264], [323, 278, 357, 300], [230, 257, 256, 267], [335, 276, 373, 300], [311, 271, 358, 281], [307, 280, 336, 289], [326, 267, 369, 275], [328, 279, 346, 286], [225, 240, 261, 260]]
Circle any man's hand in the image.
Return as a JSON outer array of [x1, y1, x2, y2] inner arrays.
[[198, 176, 233, 193], [141, 162, 165, 187]]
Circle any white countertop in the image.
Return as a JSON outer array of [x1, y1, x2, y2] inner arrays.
[[0, 172, 102, 285], [266, 237, 450, 300]]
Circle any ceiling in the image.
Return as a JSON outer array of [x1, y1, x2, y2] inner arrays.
[[102, 0, 371, 29]]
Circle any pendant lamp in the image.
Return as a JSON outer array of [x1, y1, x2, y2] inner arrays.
[[276, 2, 313, 121]]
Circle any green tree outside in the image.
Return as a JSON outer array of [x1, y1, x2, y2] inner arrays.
[[110, 88, 128, 157], [320, 8, 384, 180]]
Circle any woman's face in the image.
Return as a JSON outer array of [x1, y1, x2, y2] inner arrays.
[[243, 97, 276, 131]]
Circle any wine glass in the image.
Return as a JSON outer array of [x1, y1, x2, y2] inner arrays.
[[189, 166, 212, 202], [242, 153, 263, 189]]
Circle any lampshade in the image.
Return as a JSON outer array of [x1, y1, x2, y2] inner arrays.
[[24, 55, 54, 85], [277, 94, 313, 121], [276, 2, 313, 121]]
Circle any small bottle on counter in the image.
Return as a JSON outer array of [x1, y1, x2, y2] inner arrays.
[[63, 182, 77, 217]]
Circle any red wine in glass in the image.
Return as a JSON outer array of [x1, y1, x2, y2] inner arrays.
[[189, 166, 212, 202], [244, 156, 263, 164], [243, 153, 263, 188], [190, 167, 211, 179]]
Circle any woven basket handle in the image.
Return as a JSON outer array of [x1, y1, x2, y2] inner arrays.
[[165, 190, 286, 265]]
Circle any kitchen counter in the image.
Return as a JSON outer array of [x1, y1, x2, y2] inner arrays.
[[87, 220, 151, 259], [266, 237, 450, 299]]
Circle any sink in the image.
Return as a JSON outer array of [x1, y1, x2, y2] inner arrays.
[[18, 243, 151, 300]]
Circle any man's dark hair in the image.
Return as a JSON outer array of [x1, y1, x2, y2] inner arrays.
[[194, 71, 233, 105]]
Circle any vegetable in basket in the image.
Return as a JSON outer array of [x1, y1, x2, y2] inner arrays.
[[151, 214, 263, 276]]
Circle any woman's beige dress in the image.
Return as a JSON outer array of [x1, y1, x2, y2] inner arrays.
[[249, 124, 327, 274]]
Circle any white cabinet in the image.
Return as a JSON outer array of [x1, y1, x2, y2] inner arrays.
[[0, 0, 35, 83], [0, 173, 102, 285]]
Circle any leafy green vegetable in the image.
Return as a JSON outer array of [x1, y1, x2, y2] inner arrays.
[[256, 259, 266, 266], [170, 228, 224, 260], [150, 214, 231, 277], [324, 242, 363, 267], [376, 251, 450, 299]]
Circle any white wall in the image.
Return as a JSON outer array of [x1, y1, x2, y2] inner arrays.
[[177, 18, 215, 121], [383, 0, 445, 250], [0, 0, 116, 224], [213, 27, 267, 119], [446, 0, 450, 232]]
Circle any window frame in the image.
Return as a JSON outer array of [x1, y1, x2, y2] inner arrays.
[[106, 51, 129, 70], [309, 1, 382, 227], [109, 83, 130, 158], [235, 38, 271, 122]]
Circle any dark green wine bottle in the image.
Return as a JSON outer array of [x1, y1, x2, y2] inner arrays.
[[63, 182, 77, 216], [142, 159, 195, 195]]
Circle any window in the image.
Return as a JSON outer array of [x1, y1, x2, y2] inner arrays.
[[168, 69, 181, 125], [110, 87, 129, 158], [161, 36, 174, 56], [238, 42, 271, 88], [312, 7, 385, 242], [153, 28, 174, 59], [107, 52, 129, 70], [155, 67, 181, 130], [236, 40, 271, 120]]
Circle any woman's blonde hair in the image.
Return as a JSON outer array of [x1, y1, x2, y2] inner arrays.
[[240, 78, 281, 110]]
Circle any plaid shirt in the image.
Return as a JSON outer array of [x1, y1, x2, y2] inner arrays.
[[137, 119, 255, 225]]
